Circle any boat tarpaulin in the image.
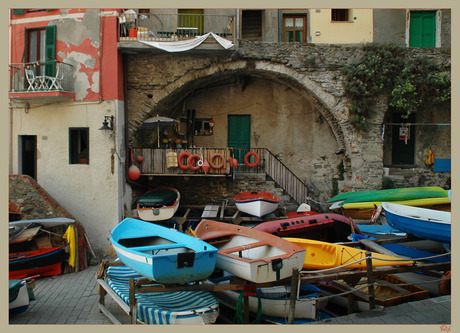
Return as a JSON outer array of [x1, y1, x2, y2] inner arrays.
[[140, 32, 234, 52]]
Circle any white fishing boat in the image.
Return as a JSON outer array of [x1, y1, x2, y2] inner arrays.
[[193, 220, 306, 283], [234, 191, 280, 218]]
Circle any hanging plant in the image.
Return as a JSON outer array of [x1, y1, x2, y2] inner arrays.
[[341, 44, 451, 129]]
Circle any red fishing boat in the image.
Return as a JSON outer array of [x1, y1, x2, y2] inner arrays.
[[9, 246, 66, 280], [253, 213, 361, 242]]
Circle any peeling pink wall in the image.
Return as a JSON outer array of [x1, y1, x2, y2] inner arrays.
[[10, 8, 124, 102]]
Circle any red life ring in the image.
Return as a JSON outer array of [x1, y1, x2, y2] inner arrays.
[[209, 153, 225, 169], [244, 151, 260, 167], [187, 154, 202, 171], [177, 152, 191, 170]]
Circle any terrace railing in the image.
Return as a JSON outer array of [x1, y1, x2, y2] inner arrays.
[[130, 147, 308, 204], [9, 60, 74, 93], [119, 12, 236, 44]]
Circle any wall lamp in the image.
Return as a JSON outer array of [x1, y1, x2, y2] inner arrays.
[[99, 115, 114, 131]]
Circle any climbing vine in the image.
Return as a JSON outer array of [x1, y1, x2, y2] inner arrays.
[[341, 44, 451, 129]]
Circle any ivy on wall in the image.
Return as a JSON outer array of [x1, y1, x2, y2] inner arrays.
[[341, 44, 451, 129]]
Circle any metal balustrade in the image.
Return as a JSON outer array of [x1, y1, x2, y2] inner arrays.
[[9, 61, 74, 93], [130, 147, 308, 204]]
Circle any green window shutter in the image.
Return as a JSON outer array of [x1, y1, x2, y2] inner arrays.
[[44, 25, 56, 76], [13, 9, 25, 15]]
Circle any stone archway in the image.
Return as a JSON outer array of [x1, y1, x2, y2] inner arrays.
[[126, 54, 386, 201], [130, 59, 352, 153]]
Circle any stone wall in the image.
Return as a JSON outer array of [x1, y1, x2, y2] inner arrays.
[[124, 43, 450, 208]]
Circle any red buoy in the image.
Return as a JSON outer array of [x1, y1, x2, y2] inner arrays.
[[128, 164, 141, 180]]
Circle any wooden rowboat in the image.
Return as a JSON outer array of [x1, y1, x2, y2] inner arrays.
[[284, 238, 415, 270], [137, 187, 180, 221], [234, 191, 280, 218], [110, 218, 217, 284], [318, 274, 430, 311], [209, 274, 327, 321], [193, 220, 306, 283], [382, 202, 451, 244]]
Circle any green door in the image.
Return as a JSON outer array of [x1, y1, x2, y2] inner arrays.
[[409, 11, 436, 48], [228, 115, 251, 163]]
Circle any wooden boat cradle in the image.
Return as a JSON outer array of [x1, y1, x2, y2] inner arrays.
[[95, 235, 450, 324]]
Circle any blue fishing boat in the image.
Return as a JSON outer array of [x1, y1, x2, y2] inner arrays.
[[110, 218, 218, 284], [382, 202, 451, 244]]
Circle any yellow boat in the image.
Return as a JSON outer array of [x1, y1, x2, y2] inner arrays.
[[284, 238, 415, 270], [341, 196, 451, 210]]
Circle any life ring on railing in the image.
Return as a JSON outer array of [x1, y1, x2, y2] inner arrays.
[[209, 153, 225, 169], [244, 151, 260, 167], [187, 154, 202, 171], [178, 152, 191, 170]]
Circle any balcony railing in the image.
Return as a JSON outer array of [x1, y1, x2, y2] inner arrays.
[[9, 61, 74, 93], [130, 147, 309, 204], [119, 12, 236, 44]]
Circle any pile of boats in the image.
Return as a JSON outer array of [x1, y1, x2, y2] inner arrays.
[[8, 217, 81, 315], [99, 185, 451, 325]]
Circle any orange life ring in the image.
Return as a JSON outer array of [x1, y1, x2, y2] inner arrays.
[[209, 153, 225, 169], [177, 152, 191, 170], [187, 154, 202, 171], [244, 151, 260, 167]]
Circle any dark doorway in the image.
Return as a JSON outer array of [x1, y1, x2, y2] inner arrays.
[[19, 135, 37, 179], [391, 113, 416, 166]]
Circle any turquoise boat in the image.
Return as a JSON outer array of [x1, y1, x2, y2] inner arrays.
[[110, 218, 217, 284], [328, 186, 448, 205]]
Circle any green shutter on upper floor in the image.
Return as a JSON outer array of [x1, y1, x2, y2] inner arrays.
[[44, 25, 56, 76]]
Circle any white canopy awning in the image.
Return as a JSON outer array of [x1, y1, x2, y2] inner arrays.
[[140, 32, 234, 52]]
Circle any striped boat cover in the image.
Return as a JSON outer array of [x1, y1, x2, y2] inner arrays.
[[106, 265, 219, 324]]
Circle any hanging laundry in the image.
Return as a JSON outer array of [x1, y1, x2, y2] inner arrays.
[[62, 225, 76, 268]]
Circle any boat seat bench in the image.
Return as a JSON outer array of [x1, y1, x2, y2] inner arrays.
[[220, 241, 269, 254], [125, 243, 192, 253]]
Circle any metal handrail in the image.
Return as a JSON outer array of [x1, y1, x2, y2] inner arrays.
[[9, 60, 74, 93]]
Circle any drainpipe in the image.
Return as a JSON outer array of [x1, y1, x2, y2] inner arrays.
[[278, 9, 282, 42], [236, 9, 240, 46]]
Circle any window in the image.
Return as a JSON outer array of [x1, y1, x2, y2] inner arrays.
[[242, 10, 263, 41], [283, 15, 306, 42], [193, 118, 213, 136], [331, 9, 350, 22], [26, 25, 56, 76], [69, 128, 89, 164]]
